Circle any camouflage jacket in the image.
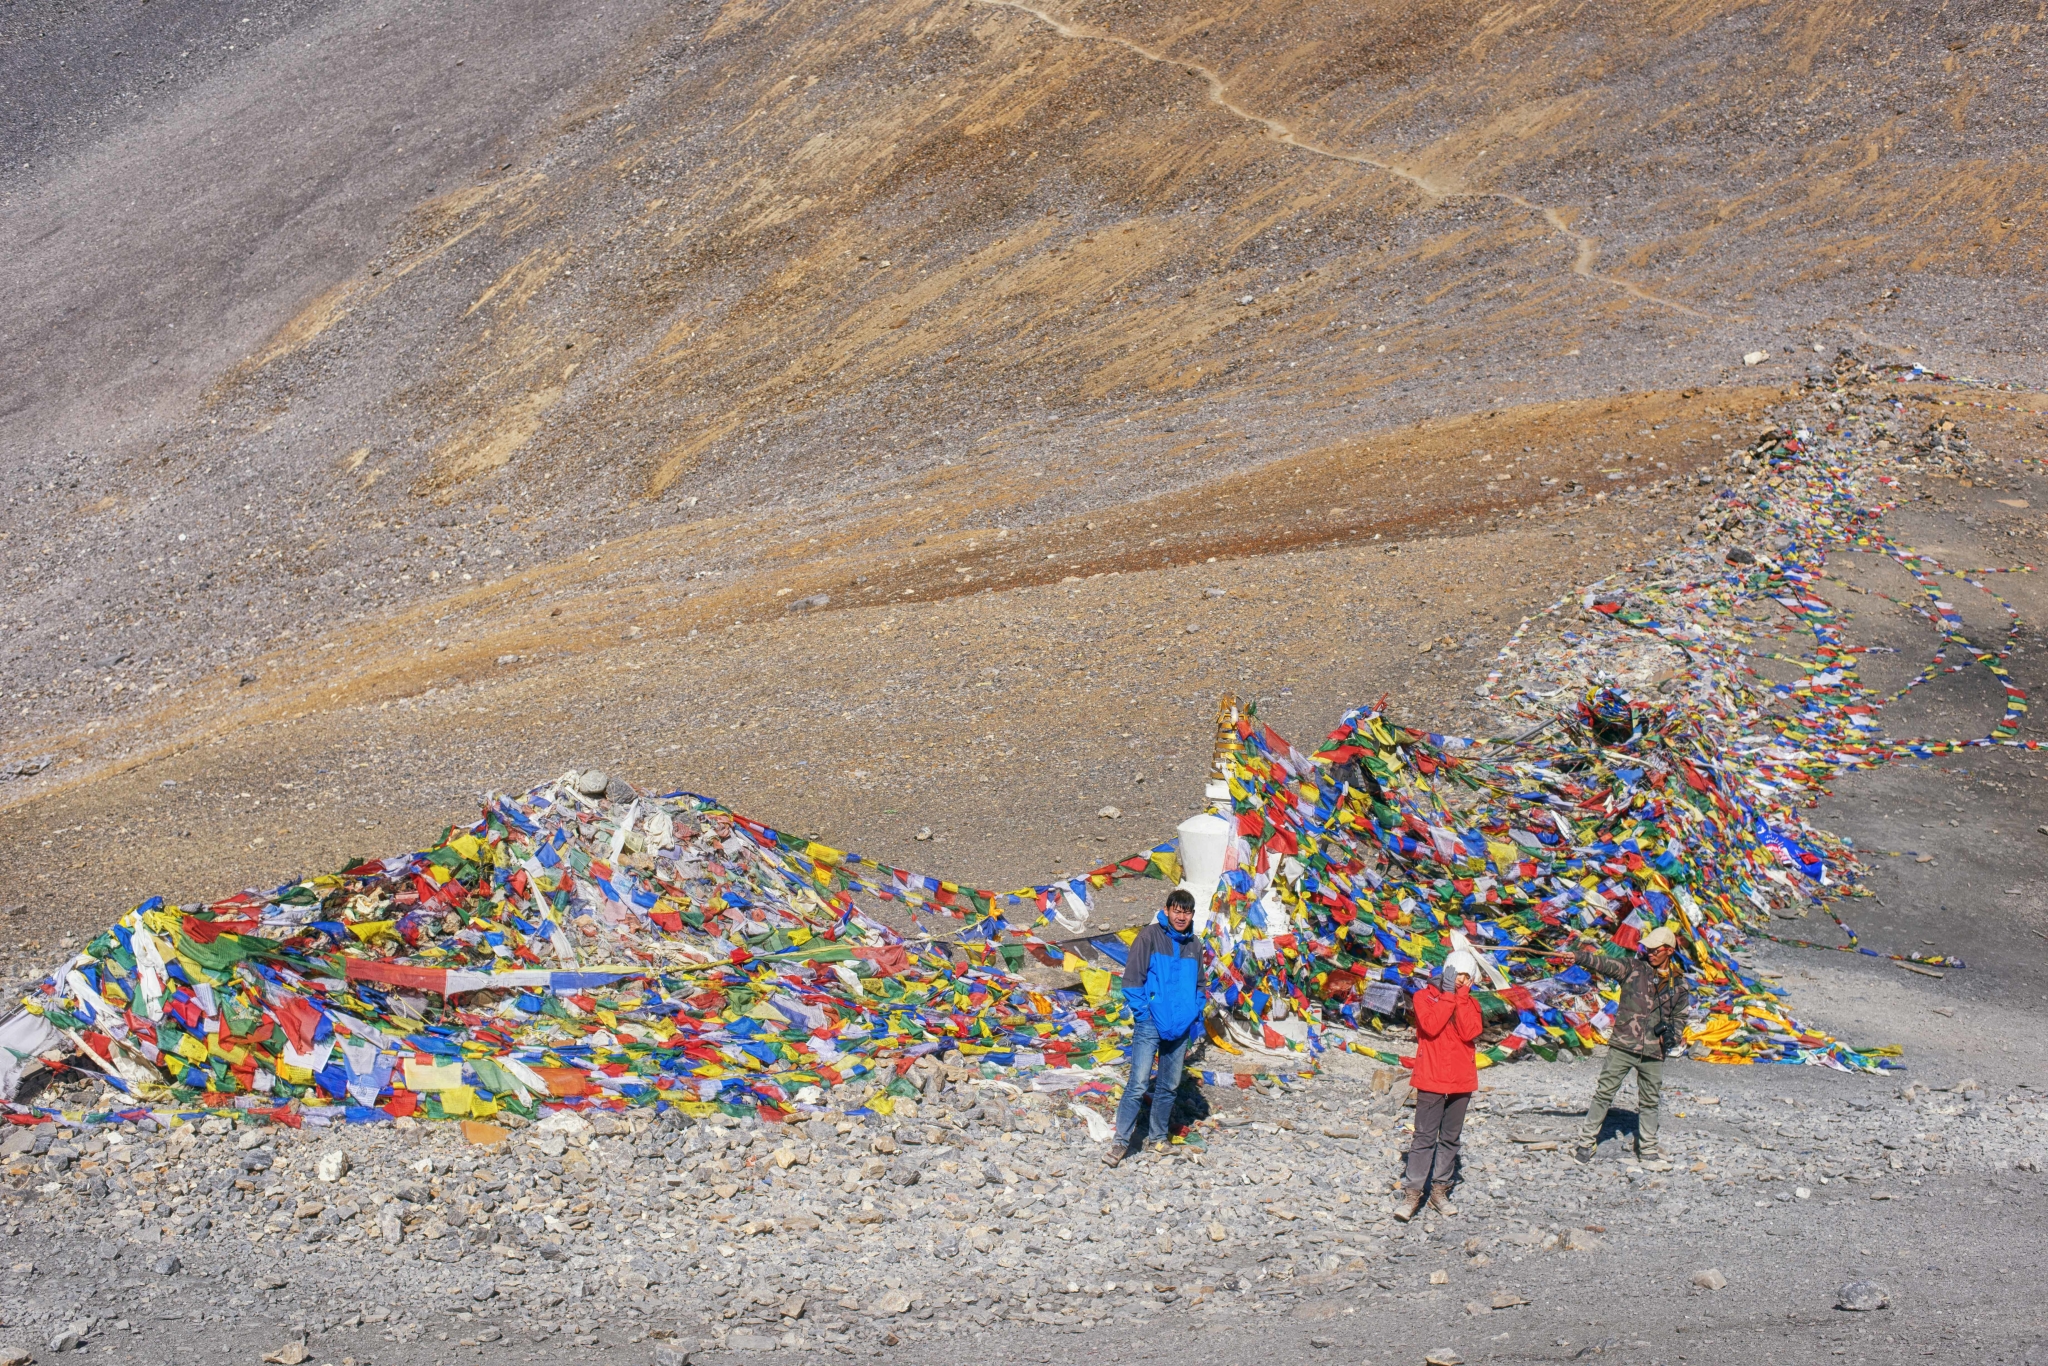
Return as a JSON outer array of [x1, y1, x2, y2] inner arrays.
[[1574, 948, 1688, 1058]]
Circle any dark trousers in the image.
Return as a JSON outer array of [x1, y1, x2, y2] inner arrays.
[[1403, 1090, 1471, 1192]]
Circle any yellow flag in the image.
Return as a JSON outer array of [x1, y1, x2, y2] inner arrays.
[[403, 1059, 463, 1092], [1080, 968, 1112, 1005]]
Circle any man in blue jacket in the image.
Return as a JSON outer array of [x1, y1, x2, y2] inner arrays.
[[1105, 889, 1206, 1166]]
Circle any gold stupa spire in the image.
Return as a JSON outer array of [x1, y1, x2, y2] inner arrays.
[[1212, 692, 1246, 784]]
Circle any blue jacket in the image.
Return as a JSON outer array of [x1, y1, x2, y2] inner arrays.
[[1121, 912, 1205, 1041]]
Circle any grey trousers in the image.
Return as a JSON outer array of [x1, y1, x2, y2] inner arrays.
[[1582, 1046, 1664, 1152], [1404, 1090, 1471, 1191]]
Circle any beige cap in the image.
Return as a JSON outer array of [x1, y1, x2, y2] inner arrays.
[[1641, 926, 1679, 951]]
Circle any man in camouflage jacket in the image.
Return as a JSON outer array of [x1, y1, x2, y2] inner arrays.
[[1570, 925, 1688, 1167]]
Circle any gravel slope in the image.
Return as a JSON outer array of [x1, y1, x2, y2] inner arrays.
[[4, 1013, 2043, 1366]]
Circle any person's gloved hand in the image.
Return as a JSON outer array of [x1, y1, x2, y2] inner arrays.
[[1665, 1041, 1688, 1059]]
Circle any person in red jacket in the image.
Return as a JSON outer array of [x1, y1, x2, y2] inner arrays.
[[1395, 948, 1484, 1222]]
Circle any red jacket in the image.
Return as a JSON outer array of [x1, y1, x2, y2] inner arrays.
[[1409, 984, 1483, 1094]]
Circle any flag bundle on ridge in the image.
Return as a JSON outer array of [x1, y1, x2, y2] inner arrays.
[[13, 357, 2033, 1124]]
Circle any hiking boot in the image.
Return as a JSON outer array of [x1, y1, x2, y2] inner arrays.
[[1392, 1188, 1427, 1223], [1638, 1151, 1673, 1172], [1101, 1143, 1126, 1169], [1427, 1188, 1457, 1217], [1569, 1141, 1597, 1163]]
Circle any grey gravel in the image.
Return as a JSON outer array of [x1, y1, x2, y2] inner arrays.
[[0, 1032, 2038, 1365]]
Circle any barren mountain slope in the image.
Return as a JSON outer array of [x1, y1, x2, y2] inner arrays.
[[5, 0, 2044, 758]]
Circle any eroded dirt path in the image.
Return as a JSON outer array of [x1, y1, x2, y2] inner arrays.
[[976, 0, 1722, 321]]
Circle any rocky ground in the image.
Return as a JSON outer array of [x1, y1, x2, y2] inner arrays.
[[5, 968, 2046, 1366]]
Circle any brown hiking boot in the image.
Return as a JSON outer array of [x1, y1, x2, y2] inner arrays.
[[1392, 1188, 1427, 1223], [1428, 1188, 1457, 1217]]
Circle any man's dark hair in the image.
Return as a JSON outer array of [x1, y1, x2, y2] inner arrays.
[[1165, 889, 1196, 912]]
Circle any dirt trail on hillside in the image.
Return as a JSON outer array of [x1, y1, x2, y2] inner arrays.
[[979, 0, 1721, 320]]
